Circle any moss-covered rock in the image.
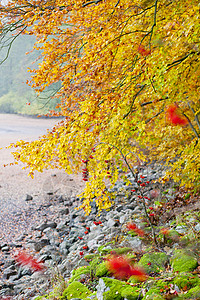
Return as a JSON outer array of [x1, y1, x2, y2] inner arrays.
[[143, 279, 171, 300], [69, 266, 90, 284], [138, 252, 169, 274], [61, 281, 92, 300], [170, 249, 198, 272], [173, 273, 200, 290], [182, 285, 200, 299], [97, 277, 141, 300], [95, 261, 108, 277], [121, 286, 142, 300], [112, 247, 133, 255], [90, 256, 102, 277], [85, 254, 97, 261], [98, 242, 113, 254], [143, 286, 165, 300], [143, 292, 165, 300]]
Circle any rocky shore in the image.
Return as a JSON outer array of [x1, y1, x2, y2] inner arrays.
[[0, 162, 199, 299]]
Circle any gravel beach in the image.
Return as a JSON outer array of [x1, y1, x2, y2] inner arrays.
[[0, 114, 84, 243]]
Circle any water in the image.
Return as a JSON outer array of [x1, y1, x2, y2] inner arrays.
[[0, 113, 58, 146]]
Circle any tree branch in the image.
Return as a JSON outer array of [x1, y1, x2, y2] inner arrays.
[[187, 102, 200, 131], [166, 52, 196, 70], [82, 0, 102, 7]]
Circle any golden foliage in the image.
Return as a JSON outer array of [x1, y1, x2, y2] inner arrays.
[[1, 0, 199, 212]]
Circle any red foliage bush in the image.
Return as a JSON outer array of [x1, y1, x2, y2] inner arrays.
[[127, 223, 145, 237], [106, 255, 147, 281]]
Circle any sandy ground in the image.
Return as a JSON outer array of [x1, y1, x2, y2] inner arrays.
[[0, 114, 84, 243]]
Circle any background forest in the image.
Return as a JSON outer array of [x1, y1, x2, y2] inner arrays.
[[0, 34, 60, 115]]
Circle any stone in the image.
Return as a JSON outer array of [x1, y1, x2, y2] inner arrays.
[[34, 239, 50, 251], [124, 237, 142, 251], [96, 278, 110, 300], [35, 222, 57, 231], [175, 225, 188, 234], [170, 249, 198, 272], [59, 207, 69, 215], [195, 223, 200, 231], [25, 194, 33, 201], [3, 267, 17, 280], [62, 281, 92, 300], [138, 252, 169, 274], [1, 246, 10, 252]]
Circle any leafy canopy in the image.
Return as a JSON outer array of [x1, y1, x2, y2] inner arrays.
[[1, 0, 199, 213]]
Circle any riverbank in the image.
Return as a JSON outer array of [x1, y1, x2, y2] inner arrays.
[[0, 114, 84, 243], [0, 162, 199, 299]]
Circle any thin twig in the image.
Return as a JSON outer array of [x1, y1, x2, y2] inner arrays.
[[187, 102, 200, 131]]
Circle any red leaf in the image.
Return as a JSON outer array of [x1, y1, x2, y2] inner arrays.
[[138, 45, 151, 56], [166, 104, 188, 125], [15, 251, 44, 272], [127, 223, 145, 237]]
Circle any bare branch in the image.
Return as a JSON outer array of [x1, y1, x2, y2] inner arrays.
[[82, 0, 102, 7], [166, 52, 196, 70], [187, 102, 200, 131]]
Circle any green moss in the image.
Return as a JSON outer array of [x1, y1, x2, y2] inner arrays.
[[168, 229, 180, 238], [95, 261, 108, 277], [100, 278, 126, 300], [99, 277, 141, 300], [121, 286, 141, 300], [182, 285, 200, 299], [127, 276, 140, 284], [112, 247, 132, 255], [174, 273, 200, 289], [143, 287, 165, 300], [84, 254, 96, 260], [138, 252, 169, 274], [90, 256, 102, 277], [184, 193, 191, 200], [98, 242, 113, 254], [155, 279, 169, 289], [144, 294, 165, 300], [61, 281, 92, 300], [69, 266, 90, 284], [170, 249, 198, 272], [142, 279, 172, 300]]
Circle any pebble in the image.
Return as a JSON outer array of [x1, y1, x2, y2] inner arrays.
[[0, 163, 175, 299]]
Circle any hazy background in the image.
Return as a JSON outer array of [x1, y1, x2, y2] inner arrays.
[[0, 33, 61, 115]]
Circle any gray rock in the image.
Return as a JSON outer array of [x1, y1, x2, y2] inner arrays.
[[59, 207, 70, 215], [123, 237, 142, 251], [34, 239, 50, 251], [60, 240, 71, 251], [1, 246, 10, 252], [96, 278, 110, 300], [3, 267, 17, 280], [195, 223, 200, 231], [175, 225, 188, 234], [87, 240, 98, 250], [25, 194, 33, 201], [17, 266, 32, 278], [36, 221, 57, 231]]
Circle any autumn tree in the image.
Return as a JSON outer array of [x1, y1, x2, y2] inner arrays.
[[0, 0, 199, 213]]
